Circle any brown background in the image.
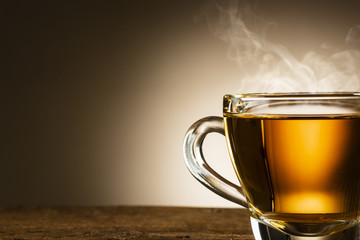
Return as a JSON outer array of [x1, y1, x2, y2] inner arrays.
[[1, 0, 360, 206]]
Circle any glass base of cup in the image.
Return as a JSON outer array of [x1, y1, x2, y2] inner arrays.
[[250, 217, 360, 240]]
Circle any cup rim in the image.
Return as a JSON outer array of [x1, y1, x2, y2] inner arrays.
[[223, 92, 360, 117], [224, 92, 360, 101]]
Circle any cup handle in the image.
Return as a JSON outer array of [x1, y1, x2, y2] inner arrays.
[[183, 116, 248, 207]]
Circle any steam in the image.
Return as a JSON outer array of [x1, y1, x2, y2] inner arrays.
[[199, 1, 360, 93]]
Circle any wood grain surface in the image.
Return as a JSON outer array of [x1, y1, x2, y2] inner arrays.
[[0, 206, 254, 240]]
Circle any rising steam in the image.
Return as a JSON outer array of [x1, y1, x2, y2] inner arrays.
[[198, 0, 360, 93]]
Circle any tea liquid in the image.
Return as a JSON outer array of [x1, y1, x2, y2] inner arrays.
[[224, 115, 360, 219]]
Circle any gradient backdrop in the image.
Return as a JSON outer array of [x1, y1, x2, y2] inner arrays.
[[1, 0, 360, 207]]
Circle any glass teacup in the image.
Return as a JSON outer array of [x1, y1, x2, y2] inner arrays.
[[183, 93, 360, 239]]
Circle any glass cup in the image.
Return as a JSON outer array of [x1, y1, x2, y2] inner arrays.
[[183, 93, 360, 239]]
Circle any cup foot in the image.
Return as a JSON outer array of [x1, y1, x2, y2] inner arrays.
[[250, 217, 360, 240]]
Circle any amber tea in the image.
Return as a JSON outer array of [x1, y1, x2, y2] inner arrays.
[[224, 114, 360, 235]]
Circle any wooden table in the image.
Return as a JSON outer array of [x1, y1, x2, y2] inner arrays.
[[0, 206, 254, 239]]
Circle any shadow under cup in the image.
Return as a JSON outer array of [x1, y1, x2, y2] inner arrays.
[[184, 92, 360, 238]]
